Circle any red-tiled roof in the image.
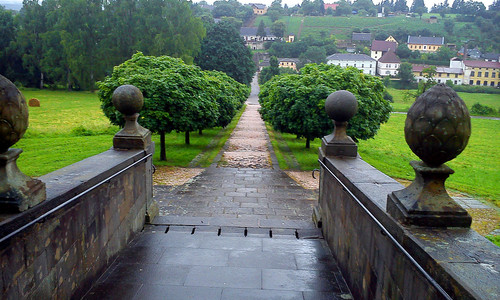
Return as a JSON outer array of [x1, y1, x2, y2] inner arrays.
[[371, 40, 397, 52], [378, 51, 400, 63], [324, 3, 339, 10], [463, 60, 500, 68]]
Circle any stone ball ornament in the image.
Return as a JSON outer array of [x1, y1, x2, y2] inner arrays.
[[325, 90, 358, 122], [112, 84, 144, 116], [404, 84, 471, 167], [0, 75, 29, 154]]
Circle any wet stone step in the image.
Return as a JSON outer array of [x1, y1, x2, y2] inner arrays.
[[83, 226, 353, 300]]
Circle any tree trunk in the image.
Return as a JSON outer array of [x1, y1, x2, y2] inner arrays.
[[160, 131, 166, 161], [306, 138, 310, 149], [199, 129, 203, 135], [67, 68, 72, 91], [40, 72, 44, 89], [185, 131, 190, 145]]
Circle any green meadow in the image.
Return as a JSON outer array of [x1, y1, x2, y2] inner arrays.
[[387, 88, 500, 116], [254, 14, 479, 41], [14, 89, 241, 176], [269, 114, 500, 208]]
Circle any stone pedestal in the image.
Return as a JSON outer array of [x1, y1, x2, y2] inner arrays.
[[0, 149, 46, 212], [113, 113, 152, 150], [321, 123, 358, 157], [387, 161, 471, 227]]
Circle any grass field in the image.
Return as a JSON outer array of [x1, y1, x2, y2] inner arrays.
[[14, 89, 240, 176], [387, 88, 500, 116], [254, 14, 480, 42], [268, 114, 500, 207]]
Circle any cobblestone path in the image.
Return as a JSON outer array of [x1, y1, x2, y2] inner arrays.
[[84, 76, 353, 300]]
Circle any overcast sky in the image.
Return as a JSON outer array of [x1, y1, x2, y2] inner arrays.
[[0, 0, 495, 10]]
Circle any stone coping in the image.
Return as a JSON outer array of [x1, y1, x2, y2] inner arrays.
[[321, 154, 500, 299], [0, 147, 152, 243]]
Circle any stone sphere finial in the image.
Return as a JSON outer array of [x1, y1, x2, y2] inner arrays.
[[404, 84, 471, 167], [325, 90, 358, 122], [112, 85, 144, 116], [0, 75, 29, 154]]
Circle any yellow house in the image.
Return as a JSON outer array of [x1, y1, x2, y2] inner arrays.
[[278, 58, 300, 71], [463, 60, 500, 87], [251, 4, 267, 15], [407, 36, 444, 53], [385, 36, 398, 44]]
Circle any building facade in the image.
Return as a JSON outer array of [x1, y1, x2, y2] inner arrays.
[[407, 36, 444, 53], [240, 27, 279, 50], [462, 60, 500, 87], [251, 4, 267, 15], [377, 51, 400, 76], [412, 65, 464, 85], [326, 53, 376, 75], [278, 58, 300, 71], [371, 40, 398, 60]]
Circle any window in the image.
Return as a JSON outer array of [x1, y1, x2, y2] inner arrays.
[[455, 74, 458, 78], [470, 80, 474, 84], [484, 81, 487, 86], [476, 80, 481, 85], [478, 71, 482, 77], [370, 64, 372, 68], [471, 71, 475, 76], [419, 45, 421, 49], [424, 45, 427, 49], [485, 72, 489, 77], [493, 72, 496, 78], [362, 64, 364, 68], [454, 80, 458, 84], [438, 73, 441, 77], [386, 71, 390, 74], [420, 72, 423, 76], [491, 82, 495, 87]]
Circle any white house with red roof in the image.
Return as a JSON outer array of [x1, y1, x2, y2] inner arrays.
[[371, 40, 398, 60], [377, 51, 400, 76]]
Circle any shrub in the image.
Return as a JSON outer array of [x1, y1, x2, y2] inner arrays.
[[471, 103, 494, 115]]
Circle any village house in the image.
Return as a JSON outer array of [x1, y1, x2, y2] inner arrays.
[[412, 65, 464, 85], [407, 36, 444, 53], [352, 33, 372, 45], [456, 59, 500, 87], [371, 40, 398, 60], [326, 53, 376, 75], [324, 3, 339, 11], [250, 3, 267, 15], [240, 27, 279, 50], [377, 51, 400, 76], [385, 36, 398, 43], [278, 58, 300, 71]]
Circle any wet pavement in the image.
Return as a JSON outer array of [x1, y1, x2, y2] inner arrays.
[[83, 76, 353, 299]]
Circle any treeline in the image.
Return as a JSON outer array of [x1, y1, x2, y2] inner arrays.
[[0, 0, 205, 90]]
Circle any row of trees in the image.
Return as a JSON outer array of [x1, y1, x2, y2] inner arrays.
[[0, 0, 206, 90], [99, 53, 250, 160], [0, 0, 258, 90], [259, 64, 391, 148]]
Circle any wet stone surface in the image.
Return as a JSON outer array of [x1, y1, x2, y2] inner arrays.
[[83, 76, 353, 299]]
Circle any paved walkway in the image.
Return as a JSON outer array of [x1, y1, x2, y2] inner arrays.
[[84, 76, 353, 300]]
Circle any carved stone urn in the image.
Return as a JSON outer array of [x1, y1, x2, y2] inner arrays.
[[387, 84, 472, 227], [112, 85, 151, 150], [0, 75, 46, 212], [320, 90, 358, 157]]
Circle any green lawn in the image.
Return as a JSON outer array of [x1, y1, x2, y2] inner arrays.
[[268, 115, 500, 207], [387, 88, 500, 117], [14, 89, 240, 176]]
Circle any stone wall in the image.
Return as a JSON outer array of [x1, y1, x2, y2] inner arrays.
[[317, 150, 500, 300], [0, 146, 154, 299]]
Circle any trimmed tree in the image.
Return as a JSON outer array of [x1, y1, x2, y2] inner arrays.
[[97, 52, 219, 160], [195, 20, 255, 85], [259, 64, 392, 148]]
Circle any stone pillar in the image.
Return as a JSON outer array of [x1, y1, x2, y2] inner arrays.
[[112, 85, 152, 150], [387, 84, 472, 227], [111, 85, 157, 222], [320, 90, 358, 158], [314, 90, 359, 227], [0, 75, 46, 212]]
